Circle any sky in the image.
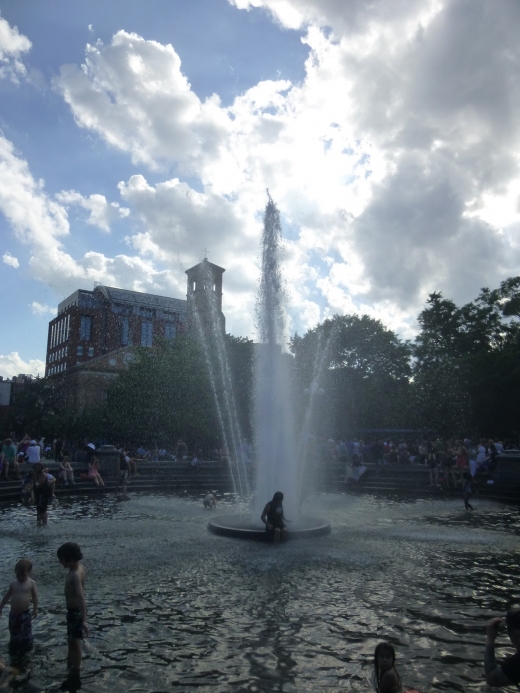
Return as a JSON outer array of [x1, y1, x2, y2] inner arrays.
[[1, 0, 519, 379]]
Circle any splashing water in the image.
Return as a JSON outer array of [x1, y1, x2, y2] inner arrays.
[[254, 195, 298, 517], [190, 262, 250, 499]]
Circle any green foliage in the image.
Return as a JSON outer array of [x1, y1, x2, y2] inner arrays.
[[412, 281, 520, 436], [105, 336, 220, 448], [9, 276, 520, 444], [223, 333, 254, 440], [290, 314, 413, 436]]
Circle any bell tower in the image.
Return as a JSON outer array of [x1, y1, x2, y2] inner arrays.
[[186, 258, 226, 332]]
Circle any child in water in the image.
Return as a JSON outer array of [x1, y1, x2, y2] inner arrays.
[[373, 642, 420, 693], [0, 558, 38, 654], [462, 471, 474, 510], [57, 542, 88, 677]]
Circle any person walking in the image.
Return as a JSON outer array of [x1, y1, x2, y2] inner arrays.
[[462, 472, 474, 511], [2, 438, 18, 480]]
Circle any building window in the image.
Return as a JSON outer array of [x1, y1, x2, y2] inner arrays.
[[88, 347, 94, 357], [77, 346, 83, 356], [121, 318, 129, 346], [141, 321, 153, 347], [80, 316, 91, 341], [165, 323, 176, 340]]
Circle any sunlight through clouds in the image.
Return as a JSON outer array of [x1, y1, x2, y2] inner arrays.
[[1, 2, 520, 368]]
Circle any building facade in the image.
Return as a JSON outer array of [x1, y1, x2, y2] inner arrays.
[[46, 286, 189, 378], [44, 260, 226, 410]]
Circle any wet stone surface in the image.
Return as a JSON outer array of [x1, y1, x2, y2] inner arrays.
[[1, 492, 520, 691]]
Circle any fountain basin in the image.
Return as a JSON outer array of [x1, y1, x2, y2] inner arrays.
[[208, 513, 331, 539]]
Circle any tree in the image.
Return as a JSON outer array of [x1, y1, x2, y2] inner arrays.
[[412, 280, 520, 437], [411, 292, 468, 433], [224, 334, 254, 441], [105, 336, 219, 449], [290, 314, 413, 437]]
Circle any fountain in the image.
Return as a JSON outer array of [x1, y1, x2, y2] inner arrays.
[[208, 194, 330, 539], [3, 199, 520, 693]]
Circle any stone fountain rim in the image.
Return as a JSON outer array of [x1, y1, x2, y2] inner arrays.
[[207, 513, 331, 540]]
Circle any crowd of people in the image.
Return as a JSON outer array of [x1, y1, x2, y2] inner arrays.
[[0, 435, 144, 522], [302, 435, 517, 488]]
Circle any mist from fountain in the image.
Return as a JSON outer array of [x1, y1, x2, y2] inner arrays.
[[200, 194, 330, 537], [253, 194, 298, 517], [190, 264, 251, 499]]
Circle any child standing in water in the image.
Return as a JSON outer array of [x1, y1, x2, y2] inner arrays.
[[0, 558, 38, 654], [373, 642, 420, 693], [463, 471, 474, 511], [57, 543, 88, 677]]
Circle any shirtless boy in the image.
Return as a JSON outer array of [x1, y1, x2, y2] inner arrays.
[[485, 604, 520, 686], [57, 542, 89, 675], [0, 558, 38, 653]]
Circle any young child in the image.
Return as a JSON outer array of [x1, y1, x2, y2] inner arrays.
[[374, 642, 401, 693], [20, 471, 35, 506], [0, 558, 38, 653], [463, 471, 474, 511], [373, 642, 420, 693], [57, 543, 88, 675], [203, 492, 217, 509], [34, 470, 54, 526]]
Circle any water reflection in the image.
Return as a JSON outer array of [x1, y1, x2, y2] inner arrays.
[[1, 493, 520, 691]]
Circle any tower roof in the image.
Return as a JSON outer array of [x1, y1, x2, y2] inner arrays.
[[185, 258, 225, 275], [94, 285, 186, 312]]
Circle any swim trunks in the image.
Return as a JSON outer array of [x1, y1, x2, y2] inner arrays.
[[66, 608, 84, 640], [9, 609, 33, 649]]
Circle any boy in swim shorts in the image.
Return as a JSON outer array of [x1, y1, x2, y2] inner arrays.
[[57, 542, 88, 676], [0, 558, 38, 654]]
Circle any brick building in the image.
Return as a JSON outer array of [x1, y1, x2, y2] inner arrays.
[[46, 259, 225, 378], [44, 259, 226, 411]]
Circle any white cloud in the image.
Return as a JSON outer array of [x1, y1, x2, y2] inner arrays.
[[56, 190, 129, 232], [2, 2, 520, 343], [0, 135, 184, 302], [0, 14, 31, 82], [0, 352, 45, 379], [30, 301, 57, 316], [56, 31, 230, 170], [2, 251, 19, 268]]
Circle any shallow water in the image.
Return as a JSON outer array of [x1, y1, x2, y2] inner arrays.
[[1, 492, 520, 692]]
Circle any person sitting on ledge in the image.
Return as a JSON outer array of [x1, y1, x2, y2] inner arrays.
[[58, 457, 75, 487], [261, 491, 288, 543], [88, 458, 105, 487], [484, 604, 520, 687]]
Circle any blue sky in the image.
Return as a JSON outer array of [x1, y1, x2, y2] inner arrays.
[[1, 0, 520, 378]]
